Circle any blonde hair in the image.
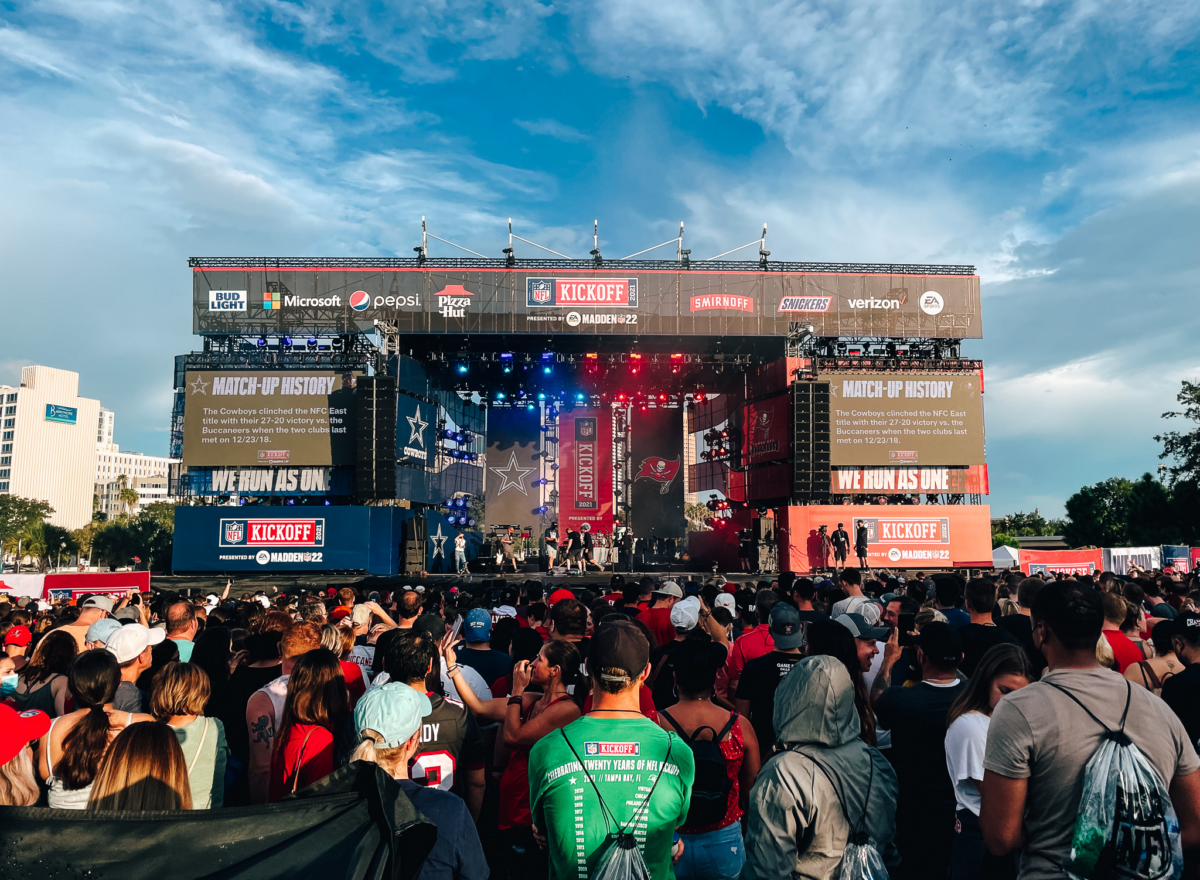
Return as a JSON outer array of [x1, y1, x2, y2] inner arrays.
[[149, 662, 211, 719], [1096, 635, 1118, 671], [87, 721, 193, 811], [350, 729, 411, 779], [320, 624, 354, 659], [0, 747, 40, 806]]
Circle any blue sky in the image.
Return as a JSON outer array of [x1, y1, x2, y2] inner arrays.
[[1, 0, 1199, 517]]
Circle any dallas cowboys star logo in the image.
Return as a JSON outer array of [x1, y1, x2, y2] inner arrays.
[[430, 523, 448, 558], [488, 450, 536, 496], [189, 375, 209, 395], [407, 405, 428, 448]]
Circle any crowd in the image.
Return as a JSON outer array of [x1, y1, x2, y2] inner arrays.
[[2, 564, 1200, 880]]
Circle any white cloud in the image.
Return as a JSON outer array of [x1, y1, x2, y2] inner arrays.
[[514, 118, 591, 143]]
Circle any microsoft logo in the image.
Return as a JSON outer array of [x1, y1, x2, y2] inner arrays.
[[263, 291, 281, 310]]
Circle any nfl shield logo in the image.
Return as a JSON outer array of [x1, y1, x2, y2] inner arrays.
[[530, 280, 553, 304], [581, 422, 594, 438], [585, 742, 599, 756], [224, 521, 244, 544]]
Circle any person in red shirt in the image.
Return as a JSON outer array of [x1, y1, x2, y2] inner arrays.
[[635, 581, 683, 647], [320, 624, 366, 708], [725, 590, 780, 695], [1101, 592, 1146, 674], [267, 648, 349, 802]]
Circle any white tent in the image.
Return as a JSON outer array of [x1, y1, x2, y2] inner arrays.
[[992, 545, 1020, 570]]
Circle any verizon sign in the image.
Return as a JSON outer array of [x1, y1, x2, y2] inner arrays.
[[527, 277, 638, 308]]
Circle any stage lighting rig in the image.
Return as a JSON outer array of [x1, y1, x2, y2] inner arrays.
[[629, 353, 643, 375]]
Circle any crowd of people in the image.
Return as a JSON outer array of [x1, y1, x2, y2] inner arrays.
[[2, 564, 1200, 880]]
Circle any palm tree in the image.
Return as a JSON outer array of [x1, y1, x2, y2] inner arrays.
[[119, 486, 139, 515]]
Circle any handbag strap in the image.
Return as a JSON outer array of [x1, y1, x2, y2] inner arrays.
[[290, 727, 317, 793], [187, 717, 210, 776]]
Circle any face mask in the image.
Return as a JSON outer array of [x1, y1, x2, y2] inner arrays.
[[0, 674, 17, 695]]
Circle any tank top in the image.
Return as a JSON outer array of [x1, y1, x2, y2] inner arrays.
[[257, 674, 290, 728], [498, 694, 576, 831], [46, 712, 132, 810], [13, 675, 62, 717]]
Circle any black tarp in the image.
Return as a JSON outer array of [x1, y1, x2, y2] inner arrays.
[[0, 762, 436, 880]]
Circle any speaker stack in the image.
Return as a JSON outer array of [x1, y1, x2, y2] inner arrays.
[[792, 381, 831, 502], [355, 376, 398, 500]]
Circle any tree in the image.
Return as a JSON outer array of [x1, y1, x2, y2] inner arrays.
[[0, 495, 54, 552], [1063, 477, 1134, 548], [38, 523, 78, 571], [1156, 380, 1200, 545], [991, 509, 1067, 538], [685, 502, 712, 532], [139, 502, 175, 530], [119, 486, 139, 515], [992, 532, 1021, 550], [1124, 473, 1178, 546]]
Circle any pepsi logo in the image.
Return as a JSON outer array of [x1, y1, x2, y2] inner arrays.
[[350, 291, 370, 311]]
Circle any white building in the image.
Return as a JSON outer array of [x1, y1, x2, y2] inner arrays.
[[95, 473, 173, 517], [94, 405, 178, 516], [97, 408, 114, 446], [0, 366, 102, 529], [95, 445, 177, 486]]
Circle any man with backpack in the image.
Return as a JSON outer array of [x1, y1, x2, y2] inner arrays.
[[980, 582, 1200, 880], [529, 620, 696, 879]]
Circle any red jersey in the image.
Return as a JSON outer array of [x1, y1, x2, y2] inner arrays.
[[268, 723, 334, 802], [636, 606, 676, 649], [1103, 630, 1145, 674]]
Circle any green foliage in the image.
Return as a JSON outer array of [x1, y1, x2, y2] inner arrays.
[[685, 502, 712, 532], [139, 502, 176, 529], [91, 507, 175, 571], [1063, 477, 1134, 548], [1155, 380, 1200, 545], [991, 510, 1066, 538], [0, 495, 54, 550], [992, 532, 1021, 550]]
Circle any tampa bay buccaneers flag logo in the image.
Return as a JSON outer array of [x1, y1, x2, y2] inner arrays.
[[634, 456, 681, 495]]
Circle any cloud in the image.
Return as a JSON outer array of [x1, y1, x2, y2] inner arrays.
[[514, 118, 591, 143]]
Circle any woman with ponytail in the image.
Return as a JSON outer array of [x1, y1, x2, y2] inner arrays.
[[36, 649, 153, 809], [441, 633, 581, 879]]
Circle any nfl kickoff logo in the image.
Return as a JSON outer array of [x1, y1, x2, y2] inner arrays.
[[581, 422, 595, 437], [223, 521, 245, 544], [529, 279, 554, 305], [584, 742, 599, 756]]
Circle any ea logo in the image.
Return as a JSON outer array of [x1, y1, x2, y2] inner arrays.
[[350, 291, 371, 311], [255, 550, 270, 565], [919, 291, 944, 315], [566, 311, 582, 327], [887, 548, 902, 562]]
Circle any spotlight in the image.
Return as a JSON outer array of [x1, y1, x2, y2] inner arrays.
[[282, 337, 293, 347], [256, 337, 267, 347], [630, 353, 643, 375], [456, 362, 469, 375], [695, 392, 707, 403], [526, 403, 535, 410], [307, 337, 317, 347], [575, 393, 585, 401], [543, 365, 552, 375], [285, 497, 295, 506], [537, 506, 548, 514], [538, 393, 546, 400], [495, 391, 506, 400], [670, 353, 683, 374]]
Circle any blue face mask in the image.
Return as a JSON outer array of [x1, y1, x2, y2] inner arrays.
[[0, 674, 17, 696]]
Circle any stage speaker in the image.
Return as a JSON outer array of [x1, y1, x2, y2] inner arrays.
[[355, 376, 398, 500], [402, 516, 427, 572], [792, 381, 831, 501]]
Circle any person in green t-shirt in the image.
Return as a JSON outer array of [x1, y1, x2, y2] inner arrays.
[[529, 620, 696, 880]]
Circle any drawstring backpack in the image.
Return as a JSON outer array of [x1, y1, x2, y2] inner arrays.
[[559, 729, 675, 880], [799, 748, 888, 880], [1047, 680, 1183, 880]]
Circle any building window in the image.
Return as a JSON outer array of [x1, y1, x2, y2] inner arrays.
[[1, 444, 9, 453], [2, 420, 12, 429], [0, 457, 9, 466], [0, 482, 8, 492], [0, 470, 9, 479], [1, 432, 11, 441], [4, 393, 15, 402], [3, 406, 15, 416]]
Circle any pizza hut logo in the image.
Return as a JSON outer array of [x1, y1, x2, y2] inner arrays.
[[530, 280, 553, 304], [634, 456, 680, 495], [223, 521, 245, 545]]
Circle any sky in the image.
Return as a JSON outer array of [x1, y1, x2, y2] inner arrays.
[[1, 0, 1199, 517]]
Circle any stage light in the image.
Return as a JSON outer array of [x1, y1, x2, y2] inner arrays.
[[239, 497, 248, 506], [658, 394, 667, 402], [517, 390, 526, 398], [324, 499, 331, 506], [617, 393, 627, 402], [537, 505, 548, 514], [536, 478, 548, 485], [456, 362, 469, 374], [670, 353, 683, 374], [307, 337, 317, 346], [495, 391, 506, 400], [538, 393, 546, 400], [543, 365, 553, 375], [630, 353, 643, 375], [468, 518, 476, 526], [501, 352, 514, 362], [285, 497, 295, 505], [281, 337, 293, 347], [503, 364, 513, 374], [256, 337, 267, 347], [550, 463, 559, 470], [526, 403, 535, 410], [695, 392, 707, 403], [585, 352, 599, 374], [575, 393, 585, 401]]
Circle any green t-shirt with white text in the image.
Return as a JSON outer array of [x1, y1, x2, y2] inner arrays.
[[529, 715, 695, 880]]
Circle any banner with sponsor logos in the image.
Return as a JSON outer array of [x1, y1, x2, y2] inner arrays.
[[778, 504, 992, 572], [181, 370, 359, 467], [172, 506, 410, 573], [631, 407, 686, 540], [192, 263, 981, 339], [742, 393, 791, 466], [821, 371, 986, 467], [557, 408, 614, 535], [830, 465, 989, 495], [1019, 549, 1102, 576], [1162, 545, 1190, 574], [485, 406, 542, 528]]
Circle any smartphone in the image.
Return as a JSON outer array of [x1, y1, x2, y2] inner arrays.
[[450, 615, 464, 641], [897, 612, 916, 647]]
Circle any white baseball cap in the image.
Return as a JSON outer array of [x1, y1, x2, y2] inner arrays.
[[713, 594, 736, 613], [653, 581, 683, 599], [105, 624, 165, 664], [670, 596, 701, 631]]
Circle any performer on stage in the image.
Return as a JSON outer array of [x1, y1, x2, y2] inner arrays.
[[855, 519, 870, 571], [831, 522, 850, 573]]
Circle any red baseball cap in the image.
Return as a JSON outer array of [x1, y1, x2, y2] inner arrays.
[[547, 588, 575, 607], [330, 607, 352, 621], [3, 626, 32, 647], [0, 705, 51, 765]]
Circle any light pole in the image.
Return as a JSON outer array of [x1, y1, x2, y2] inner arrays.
[[58, 540, 66, 572]]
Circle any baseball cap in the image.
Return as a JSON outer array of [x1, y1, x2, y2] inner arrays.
[[0, 705, 52, 765], [1173, 612, 1200, 642], [105, 623, 166, 664], [836, 612, 890, 642], [3, 625, 32, 648], [670, 596, 701, 631], [81, 595, 114, 613], [113, 606, 141, 622], [591, 620, 650, 685], [769, 603, 806, 650], [547, 588, 575, 607], [85, 619, 123, 646], [464, 608, 492, 643], [714, 594, 736, 613], [351, 604, 372, 627], [652, 581, 683, 599], [353, 683, 433, 748], [494, 605, 518, 619], [256, 595, 272, 608], [330, 607, 352, 621], [915, 622, 964, 667]]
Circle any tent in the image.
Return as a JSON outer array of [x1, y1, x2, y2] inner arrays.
[[0, 762, 435, 880], [992, 545, 1019, 569]]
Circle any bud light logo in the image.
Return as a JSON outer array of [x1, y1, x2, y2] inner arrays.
[[208, 290, 247, 312], [350, 291, 371, 311]]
